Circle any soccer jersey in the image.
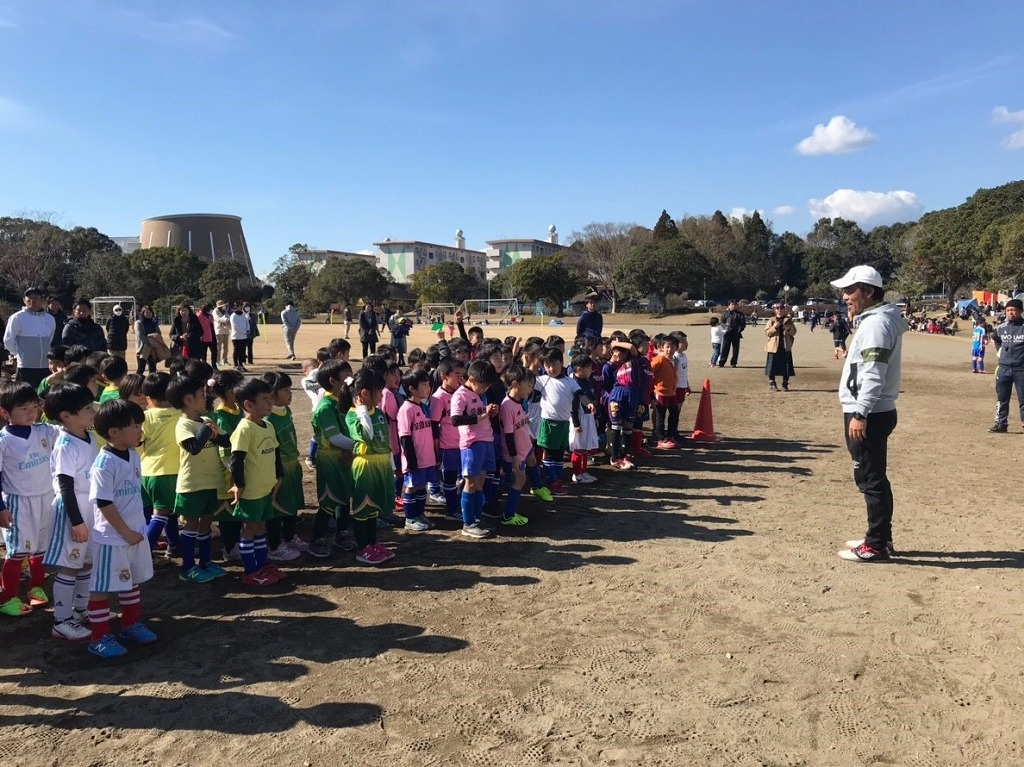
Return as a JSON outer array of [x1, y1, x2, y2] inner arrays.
[[176, 417, 225, 493], [430, 387, 459, 450], [536, 373, 580, 422], [89, 447, 145, 546], [98, 384, 120, 403], [972, 325, 987, 353], [381, 388, 401, 455], [140, 405, 181, 477], [50, 428, 97, 514], [451, 386, 491, 448], [213, 404, 244, 448], [500, 396, 532, 460], [345, 407, 391, 457], [230, 418, 279, 501], [673, 351, 689, 390], [0, 423, 59, 498], [312, 393, 350, 453], [267, 405, 299, 463], [397, 399, 435, 473]]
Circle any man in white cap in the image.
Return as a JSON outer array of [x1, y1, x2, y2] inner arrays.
[[829, 265, 907, 563]]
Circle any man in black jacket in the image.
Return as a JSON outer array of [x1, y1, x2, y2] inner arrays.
[[62, 299, 107, 353], [989, 298, 1024, 433], [717, 300, 747, 368]]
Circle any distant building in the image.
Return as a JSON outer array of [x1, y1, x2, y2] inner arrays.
[[110, 236, 141, 254], [139, 213, 256, 280], [292, 248, 377, 267], [375, 230, 487, 284], [485, 225, 565, 279]]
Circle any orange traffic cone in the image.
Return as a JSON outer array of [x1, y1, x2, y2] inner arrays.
[[688, 379, 721, 442]]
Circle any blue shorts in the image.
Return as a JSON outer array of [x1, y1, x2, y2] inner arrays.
[[461, 441, 496, 477], [607, 399, 635, 427], [404, 466, 437, 488], [439, 447, 461, 473], [972, 344, 985, 356]]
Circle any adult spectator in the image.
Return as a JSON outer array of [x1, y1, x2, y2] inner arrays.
[[3, 286, 56, 387], [359, 302, 379, 358], [717, 300, 747, 368], [988, 298, 1024, 433], [62, 298, 107, 353], [281, 301, 302, 360], [47, 296, 67, 348], [388, 306, 410, 365], [134, 305, 161, 374], [105, 304, 130, 359], [196, 303, 216, 365], [344, 304, 353, 339], [230, 302, 249, 371], [213, 300, 232, 364], [576, 295, 603, 340], [243, 302, 259, 364], [170, 304, 203, 360], [764, 304, 796, 392], [830, 265, 906, 563], [379, 303, 393, 333]]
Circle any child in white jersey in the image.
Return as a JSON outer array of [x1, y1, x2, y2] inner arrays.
[[397, 369, 436, 532], [0, 381, 59, 617], [43, 383, 99, 640], [535, 348, 581, 496]]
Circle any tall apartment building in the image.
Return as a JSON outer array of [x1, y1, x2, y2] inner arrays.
[[375, 230, 487, 284], [484, 225, 565, 280]]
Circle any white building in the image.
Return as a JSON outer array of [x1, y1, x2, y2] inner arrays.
[[375, 230, 487, 284], [484, 225, 565, 279]]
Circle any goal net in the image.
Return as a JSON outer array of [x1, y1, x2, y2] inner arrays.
[[419, 303, 459, 323], [91, 296, 137, 325], [456, 298, 522, 325]]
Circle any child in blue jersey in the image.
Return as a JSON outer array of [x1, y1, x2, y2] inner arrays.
[[972, 321, 989, 373]]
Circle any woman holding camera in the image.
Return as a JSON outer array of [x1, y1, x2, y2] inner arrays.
[[765, 304, 797, 391]]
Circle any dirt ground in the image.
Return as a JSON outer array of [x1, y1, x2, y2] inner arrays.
[[2, 314, 1022, 766]]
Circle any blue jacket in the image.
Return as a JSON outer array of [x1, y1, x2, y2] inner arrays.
[[576, 309, 603, 339]]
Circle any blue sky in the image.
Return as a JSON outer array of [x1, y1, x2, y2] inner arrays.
[[1, 0, 1022, 276]]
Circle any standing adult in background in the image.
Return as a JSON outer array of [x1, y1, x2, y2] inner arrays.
[[576, 294, 603, 340], [763, 304, 796, 392], [717, 300, 746, 368], [281, 302, 302, 360], [4, 286, 56, 387], [196, 303, 217, 366], [213, 300, 232, 364], [105, 304, 130, 358], [230, 302, 249, 371], [170, 304, 203, 360], [62, 298, 107, 352], [46, 296, 67, 348], [379, 303, 392, 334], [344, 304, 353, 339], [388, 307, 410, 365], [359, 302, 379, 358], [243, 302, 259, 364], [830, 265, 906, 563], [134, 305, 161, 374], [988, 298, 1024, 433]]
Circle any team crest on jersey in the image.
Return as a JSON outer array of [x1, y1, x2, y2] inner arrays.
[[119, 569, 131, 582], [69, 548, 81, 561], [23, 539, 31, 551], [40, 437, 49, 449]]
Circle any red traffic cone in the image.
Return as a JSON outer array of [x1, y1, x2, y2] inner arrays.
[[688, 379, 721, 442]]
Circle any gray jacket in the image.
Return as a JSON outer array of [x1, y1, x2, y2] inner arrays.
[[839, 303, 907, 414], [3, 309, 55, 370], [281, 305, 302, 332]]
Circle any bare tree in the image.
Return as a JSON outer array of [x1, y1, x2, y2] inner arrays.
[[568, 222, 650, 313]]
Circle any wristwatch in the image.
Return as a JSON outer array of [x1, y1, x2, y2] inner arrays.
[[851, 412, 867, 422]]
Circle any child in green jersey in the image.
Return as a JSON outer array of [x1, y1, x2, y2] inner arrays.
[[262, 372, 304, 561], [308, 360, 354, 558]]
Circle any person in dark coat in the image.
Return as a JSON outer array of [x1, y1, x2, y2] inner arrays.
[[170, 304, 203, 360], [576, 295, 604, 339], [47, 296, 68, 348], [62, 299, 107, 353], [717, 299, 746, 368], [105, 304, 130, 358], [359, 302, 379, 358]]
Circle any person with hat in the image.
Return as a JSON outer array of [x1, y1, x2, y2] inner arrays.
[[988, 297, 1024, 433], [105, 304, 130, 359], [829, 265, 907, 563], [3, 287, 56, 388], [213, 300, 232, 365]]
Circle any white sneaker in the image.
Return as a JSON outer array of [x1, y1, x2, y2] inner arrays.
[[52, 619, 91, 642], [268, 543, 301, 562], [571, 473, 597, 484], [287, 535, 309, 553], [427, 492, 447, 506], [72, 607, 90, 625]]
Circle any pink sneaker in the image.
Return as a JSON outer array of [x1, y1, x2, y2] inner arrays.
[[371, 543, 395, 562], [355, 545, 391, 564]]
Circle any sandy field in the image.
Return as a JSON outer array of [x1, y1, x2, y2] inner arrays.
[[2, 313, 1021, 766]]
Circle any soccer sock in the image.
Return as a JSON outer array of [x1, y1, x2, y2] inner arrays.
[[474, 489, 485, 523], [28, 554, 45, 588], [74, 572, 91, 613], [428, 478, 441, 496], [353, 518, 371, 549], [484, 471, 500, 504], [415, 490, 427, 520], [403, 490, 417, 519], [88, 598, 111, 641], [253, 536, 268, 568], [239, 538, 257, 574], [526, 463, 544, 490], [52, 574, 75, 622], [367, 518, 378, 546], [1, 556, 25, 603], [312, 508, 330, 541], [461, 491, 475, 526], [624, 430, 635, 456], [307, 437, 318, 462], [120, 586, 141, 628], [442, 471, 459, 514], [145, 514, 168, 549], [579, 453, 589, 474], [165, 515, 181, 548], [179, 530, 197, 572], [504, 488, 522, 520], [143, 503, 153, 524], [571, 452, 584, 475], [197, 533, 212, 567], [972, 359, 978, 371], [610, 428, 623, 461]]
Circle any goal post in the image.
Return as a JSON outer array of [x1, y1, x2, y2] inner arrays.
[[90, 296, 137, 325], [419, 303, 458, 323], [456, 298, 522, 325]]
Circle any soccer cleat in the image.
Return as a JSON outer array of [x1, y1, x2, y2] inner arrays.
[[224, 545, 241, 562], [241, 571, 276, 587], [268, 543, 301, 562], [845, 539, 896, 556], [501, 513, 529, 526], [0, 597, 31, 617], [119, 621, 158, 644], [355, 545, 391, 564], [988, 423, 1008, 433], [404, 517, 431, 532], [548, 480, 569, 496], [27, 586, 49, 607], [461, 523, 493, 539], [257, 564, 286, 582], [838, 542, 891, 562], [202, 562, 228, 579], [333, 532, 357, 551], [72, 607, 90, 625], [530, 487, 554, 502], [88, 633, 128, 659], [427, 492, 447, 506], [179, 565, 217, 584], [51, 619, 91, 642]]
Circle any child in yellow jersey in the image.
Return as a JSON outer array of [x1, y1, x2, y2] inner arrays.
[[138, 373, 182, 555], [210, 369, 244, 561], [262, 372, 304, 562], [228, 378, 283, 587], [168, 375, 231, 584]]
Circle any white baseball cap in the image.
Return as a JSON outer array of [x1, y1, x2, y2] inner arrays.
[[830, 265, 884, 290]]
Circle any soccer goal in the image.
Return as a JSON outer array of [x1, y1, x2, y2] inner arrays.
[[90, 296, 137, 325], [456, 298, 522, 325], [419, 303, 459, 323]]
